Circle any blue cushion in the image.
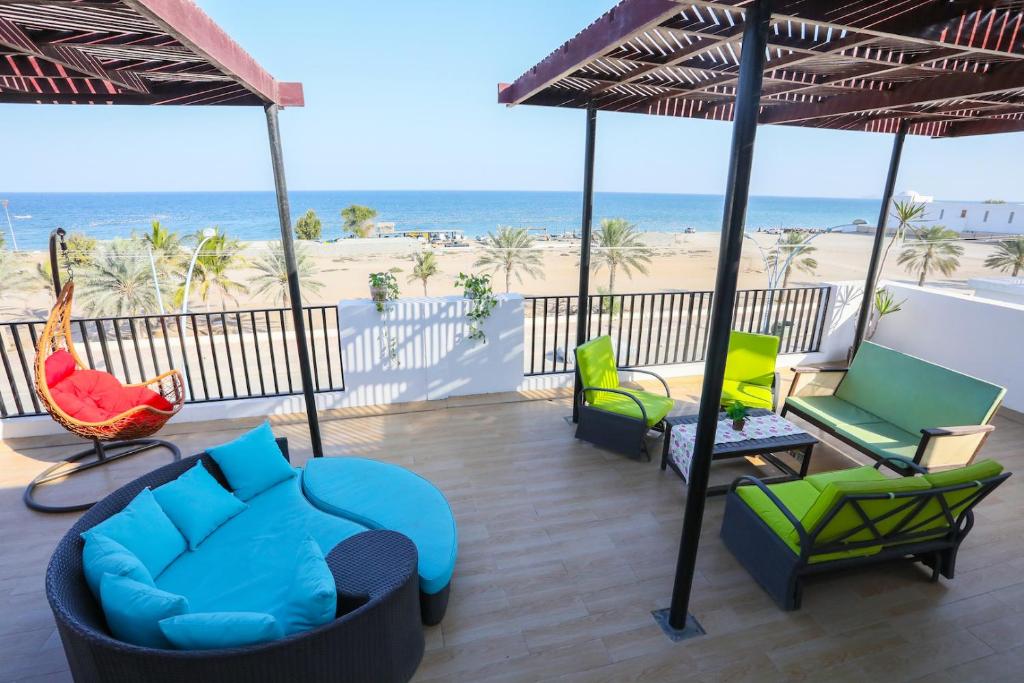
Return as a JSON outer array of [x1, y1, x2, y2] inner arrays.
[[82, 488, 186, 578], [100, 573, 189, 649], [159, 612, 283, 650], [302, 457, 457, 595], [207, 421, 295, 501], [155, 472, 365, 635], [153, 461, 247, 550], [82, 534, 153, 599], [280, 536, 336, 636]]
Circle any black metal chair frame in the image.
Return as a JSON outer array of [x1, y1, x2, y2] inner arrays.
[[720, 455, 1010, 610], [47, 438, 426, 682], [574, 359, 672, 461]]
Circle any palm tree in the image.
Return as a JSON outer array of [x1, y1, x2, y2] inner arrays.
[[766, 231, 819, 287], [76, 239, 159, 317], [140, 220, 182, 263], [984, 238, 1024, 277], [880, 200, 926, 275], [897, 226, 964, 286], [341, 205, 378, 238], [408, 251, 440, 296], [473, 227, 545, 293], [250, 241, 324, 306], [591, 218, 652, 294], [173, 229, 248, 310]]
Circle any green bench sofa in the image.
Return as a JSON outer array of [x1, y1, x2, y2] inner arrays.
[[782, 342, 1005, 473], [721, 458, 1010, 610]]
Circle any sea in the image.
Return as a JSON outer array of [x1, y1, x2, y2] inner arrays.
[[0, 190, 881, 251]]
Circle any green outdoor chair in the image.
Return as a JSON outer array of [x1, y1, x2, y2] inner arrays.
[[720, 457, 1010, 610], [574, 336, 675, 460], [720, 330, 781, 411]]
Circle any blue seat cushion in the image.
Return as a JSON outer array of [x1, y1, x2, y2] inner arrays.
[[82, 487, 186, 578], [155, 470, 365, 635], [302, 457, 457, 595], [159, 612, 284, 651]]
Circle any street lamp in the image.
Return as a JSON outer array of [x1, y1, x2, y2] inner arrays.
[[1, 199, 17, 250], [181, 228, 217, 315], [745, 219, 867, 332]]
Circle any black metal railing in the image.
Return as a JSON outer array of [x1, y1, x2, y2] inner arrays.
[[523, 286, 831, 375], [0, 305, 344, 418]]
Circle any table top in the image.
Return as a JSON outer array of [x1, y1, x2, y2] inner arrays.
[[666, 408, 818, 456]]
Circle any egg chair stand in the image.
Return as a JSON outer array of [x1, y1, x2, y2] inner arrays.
[[24, 438, 182, 514], [28, 230, 186, 513]]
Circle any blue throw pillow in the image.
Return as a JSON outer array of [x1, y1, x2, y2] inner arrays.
[[100, 573, 189, 649], [159, 612, 284, 650], [82, 534, 153, 599], [207, 421, 295, 501], [153, 461, 247, 549], [81, 488, 186, 578], [280, 536, 337, 635]]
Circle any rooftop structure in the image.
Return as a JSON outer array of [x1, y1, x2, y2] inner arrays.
[[500, 0, 1024, 137]]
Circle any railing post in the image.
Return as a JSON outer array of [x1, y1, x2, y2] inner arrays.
[[572, 104, 598, 423], [660, 0, 773, 638], [264, 104, 324, 458]]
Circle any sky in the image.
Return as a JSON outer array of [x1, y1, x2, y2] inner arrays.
[[0, 0, 1021, 201]]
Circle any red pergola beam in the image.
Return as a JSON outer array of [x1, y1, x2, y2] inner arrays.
[[122, 0, 303, 107], [499, 0, 681, 106]]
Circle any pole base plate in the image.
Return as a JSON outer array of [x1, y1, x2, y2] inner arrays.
[[651, 609, 705, 642]]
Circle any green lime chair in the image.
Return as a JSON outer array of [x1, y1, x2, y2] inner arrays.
[[721, 330, 781, 411], [574, 335, 675, 460], [720, 457, 1010, 610]]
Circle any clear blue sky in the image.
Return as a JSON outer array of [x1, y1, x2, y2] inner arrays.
[[0, 0, 1020, 201]]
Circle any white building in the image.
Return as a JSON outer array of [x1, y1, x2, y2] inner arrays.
[[895, 190, 1024, 236]]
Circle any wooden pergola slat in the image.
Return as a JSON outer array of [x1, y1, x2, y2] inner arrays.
[[499, 0, 1024, 137], [0, 0, 302, 106]]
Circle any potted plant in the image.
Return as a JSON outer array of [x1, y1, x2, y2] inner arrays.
[[726, 400, 748, 432], [455, 272, 498, 343], [368, 271, 400, 313]]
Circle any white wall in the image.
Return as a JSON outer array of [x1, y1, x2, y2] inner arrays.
[[871, 283, 1024, 412]]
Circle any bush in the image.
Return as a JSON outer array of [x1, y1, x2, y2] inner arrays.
[[295, 209, 322, 241]]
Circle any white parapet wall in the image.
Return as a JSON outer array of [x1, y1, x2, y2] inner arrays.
[[871, 283, 1024, 412], [337, 295, 525, 405]]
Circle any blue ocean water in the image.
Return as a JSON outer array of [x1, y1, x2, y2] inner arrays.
[[0, 190, 880, 251]]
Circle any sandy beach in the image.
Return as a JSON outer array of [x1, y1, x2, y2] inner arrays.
[[0, 231, 1008, 321]]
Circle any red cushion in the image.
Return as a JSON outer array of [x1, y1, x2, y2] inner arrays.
[[45, 350, 77, 387], [49, 368, 173, 424]]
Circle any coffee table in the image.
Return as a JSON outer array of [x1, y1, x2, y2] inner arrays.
[[661, 408, 818, 496]]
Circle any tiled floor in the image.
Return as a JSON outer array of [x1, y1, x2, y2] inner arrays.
[[2, 376, 1022, 682]]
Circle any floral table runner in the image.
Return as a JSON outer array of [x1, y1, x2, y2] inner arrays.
[[668, 414, 807, 483]]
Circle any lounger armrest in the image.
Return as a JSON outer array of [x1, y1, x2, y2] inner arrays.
[[618, 367, 671, 397], [914, 425, 995, 470], [730, 475, 810, 549], [791, 366, 848, 374], [873, 455, 927, 474], [788, 366, 848, 398], [921, 425, 995, 437], [578, 386, 649, 424]]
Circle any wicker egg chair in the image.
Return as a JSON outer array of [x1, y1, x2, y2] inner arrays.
[[27, 278, 185, 513]]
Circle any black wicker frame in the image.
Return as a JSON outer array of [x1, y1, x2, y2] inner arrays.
[[573, 361, 671, 461], [720, 458, 1011, 610], [46, 438, 425, 683]]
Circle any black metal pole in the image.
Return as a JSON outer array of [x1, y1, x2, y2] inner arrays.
[[852, 119, 908, 354], [573, 104, 598, 423], [48, 228, 65, 296], [666, 0, 773, 632], [264, 103, 324, 458]]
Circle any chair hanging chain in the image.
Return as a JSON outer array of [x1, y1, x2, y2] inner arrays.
[[57, 228, 73, 283]]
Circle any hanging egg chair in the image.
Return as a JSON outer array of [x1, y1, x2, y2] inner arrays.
[[25, 230, 184, 513]]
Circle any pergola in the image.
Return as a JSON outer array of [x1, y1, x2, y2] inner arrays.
[[500, 0, 1024, 638], [0, 0, 323, 455]]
